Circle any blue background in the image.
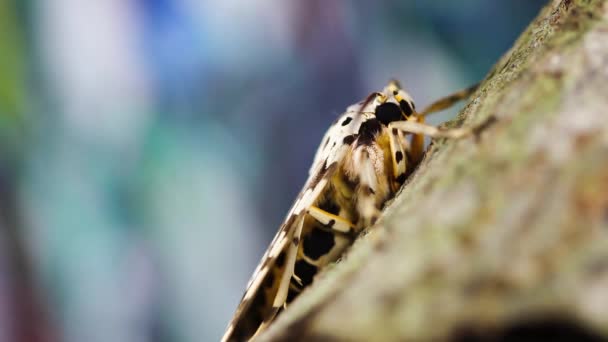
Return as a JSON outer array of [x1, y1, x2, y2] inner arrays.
[[0, 1, 544, 341]]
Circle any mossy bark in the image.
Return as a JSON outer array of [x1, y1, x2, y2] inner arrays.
[[258, 0, 608, 340]]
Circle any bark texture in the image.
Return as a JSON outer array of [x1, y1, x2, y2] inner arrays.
[[258, 0, 608, 340]]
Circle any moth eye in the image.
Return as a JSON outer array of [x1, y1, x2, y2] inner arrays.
[[375, 103, 402, 125], [399, 100, 414, 116]]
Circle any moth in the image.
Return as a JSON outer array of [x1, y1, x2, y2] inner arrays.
[[222, 80, 478, 341]]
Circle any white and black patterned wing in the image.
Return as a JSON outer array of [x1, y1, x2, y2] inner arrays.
[[222, 106, 367, 342]]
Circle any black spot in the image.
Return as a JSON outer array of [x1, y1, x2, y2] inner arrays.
[[294, 260, 318, 286], [310, 162, 335, 189], [396, 173, 406, 184], [360, 119, 382, 135], [393, 90, 398, 95], [399, 100, 413, 116], [303, 227, 336, 261], [247, 310, 263, 334], [318, 198, 340, 215], [343, 175, 359, 191], [392, 128, 399, 135], [263, 271, 275, 288], [343, 134, 356, 145], [251, 290, 266, 314], [323, 137, 330, 148], [327, 219, 335, 227], [276, 251, 286, 267], [395, 151, 403, 163], [286, 287, 300, 303], [357, 119, 382, 146], [231, 326, 248, 342], [292, 236, 300, 246], [309, 160, 327, 188], [341, 117, 352, 126], [362, 185, 375, 196], [376, 103, 403, 125], [332, 142, 336, 147]]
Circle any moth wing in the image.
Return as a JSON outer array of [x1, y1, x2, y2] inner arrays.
[[222, 159, 342, 342], [310, 105, 368, 173], [223, 106, 367, 341], [221, 219, 299, 341]]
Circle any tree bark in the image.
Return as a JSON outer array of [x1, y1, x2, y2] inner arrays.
[[258, 0, 608, 340]]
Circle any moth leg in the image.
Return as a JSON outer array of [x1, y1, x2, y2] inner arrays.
[[249, 214, 305, 340], [307, 206, 355, 235], [419, 83, 479, 117], [273, 216, 304, 308], [388, 126, 410, 190], [389, 119, 473, 140], [387, 116, 472, 168]]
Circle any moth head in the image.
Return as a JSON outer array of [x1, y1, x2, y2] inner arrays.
[[373, 80, 416, 125]]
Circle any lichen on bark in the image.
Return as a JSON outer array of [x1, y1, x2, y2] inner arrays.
[[257, 0, 608, 341]]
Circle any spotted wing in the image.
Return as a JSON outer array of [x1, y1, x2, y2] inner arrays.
[[221, 107, 365, 341]]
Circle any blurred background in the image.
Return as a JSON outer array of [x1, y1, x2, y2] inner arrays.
[[1, 1, 545, 341]]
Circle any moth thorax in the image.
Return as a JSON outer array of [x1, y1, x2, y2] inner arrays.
[[375, 102, 402, 125]]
